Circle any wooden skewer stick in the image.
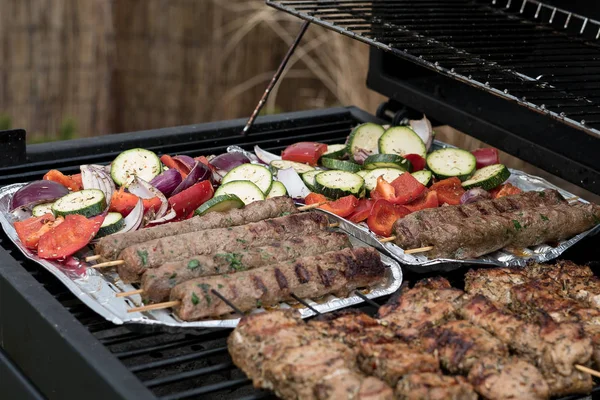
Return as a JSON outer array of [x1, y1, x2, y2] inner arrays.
[[127, 300, 180, 313], [86, 254, 101, 262], [404, 246, 434, 254], [379, 236, 396, 243], [116, 289, 144, 298], [565, 196, 579, 202], [575, 364, 600, 379], [297, 201, 328, 211], [329, 222, 339, 228], [92, 259, 126, 268]]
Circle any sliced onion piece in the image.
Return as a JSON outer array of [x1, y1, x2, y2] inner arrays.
[[128, 177, 168, 219], [81, 165, 115, 208], [145, 208, 177, 226], [173, 155, 196, 172], [460, 187, 492, 204], [352, 148, 370, 165], [171, 161, 212, 196], [119, 198, 144, 233], [209, 152, 250, 172], [227, 145, 259, 163], [150, 169, 182, 197], [10, 180, 70, 211], [277, 167, 311, 200], [253, 145, 281, 164], [409, 115, 433, 152]]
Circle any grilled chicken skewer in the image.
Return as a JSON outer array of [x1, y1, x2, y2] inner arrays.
[[117, 212, 331, 282], [140, 231, 352, 303], [94, 196, 299, 260]]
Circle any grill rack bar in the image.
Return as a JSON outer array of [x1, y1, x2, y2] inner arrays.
[[266, 0, 600, 137]]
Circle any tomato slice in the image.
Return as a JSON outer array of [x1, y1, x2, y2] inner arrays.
[[389, 173, 427, 205], [305, 192, 328, 205], [43, 170, 82, 191], [403, 154, 426, 172], [430, 177, 465, 205], [367, 199, 410, 237], [281, 142, 328, 166], [404, 190, 439, 212], [348, 198, 374, 223], [14, 214, 64, 250], [160, 155, 189, 178], [38, 214, 104, 259], [472, 148, 500, 169], [490, 183, 522, 199], [168, 180, 214, 219], [371, 176, 396, 202]]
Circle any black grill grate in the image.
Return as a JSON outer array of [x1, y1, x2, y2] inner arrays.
[[267, 0, 600, 137]]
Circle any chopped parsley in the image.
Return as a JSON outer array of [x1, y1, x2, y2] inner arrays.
[[512, 220, 522, 231], [191, 292, 199, 305], [236, 238, 247, 244], [217, 284, 224, 289], [137, 250, 149, 266], [169, 272, 177, 279], [198, 283, 212, 305], [540, 214, 549, 221], [227, 227, 233, 231], [256, 299, 263, 307], [279, 211, 292, 217], [187, 259, 200, 270], [216, 252, 245, 271], [538, 191, 545, 197]]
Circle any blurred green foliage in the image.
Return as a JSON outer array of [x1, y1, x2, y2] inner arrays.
[[0, 114, 12, 130]]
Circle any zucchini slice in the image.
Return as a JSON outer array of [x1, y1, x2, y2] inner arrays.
[[221, 164, 273, 194], [266, 181, 288, 198], [363, 154, 412, 171], [195, 194, 245, 216], [321, 158, 362, 173], [346, 123, 385, 162], [111, 148, 162, 186], [321, 144, 346, 159], [97, 212, 125, 237], [270, 160, 315, 175], [426, 148, 477, 181], [412, 170, 433, 186], [378, 126, 427, 159], [313, 170, 364, 199], [362, 168, 405, 192], [301, 170, 320, 191], [32, 202, 55, 217], [462, 164, 510, 190], [214, 181, 265, 205], [356, 170, 369, 178], [52, 189, 106, 218]]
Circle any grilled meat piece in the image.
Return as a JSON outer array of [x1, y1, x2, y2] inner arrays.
[[467, 356, 549, 400], [525, 260, 594, 280], [395, 372, 477, 400], [401, 202, 600, 260], [308, 310, 396, 346], [393, 189, 565, 249], [171, 247, 385, 320], [464, 267, 527, 305], [314, 372, 394, 400], [141, 232, 352, 303], [378, 277, 464, 340], [95, 196, 298, 260], [427, 320, 508, 375], [118, 212, 329, 283]]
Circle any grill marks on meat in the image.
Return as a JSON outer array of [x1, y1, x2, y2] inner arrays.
[[141, 232, 351, 303], [95, 196, 298, 260], [393, 189, 565, 249], [118, 212, 329, 283], [400, 202, 600, 260], [464, 267, 527, 305], [395, 373, 477, 400], [170, 247, 385, 320]]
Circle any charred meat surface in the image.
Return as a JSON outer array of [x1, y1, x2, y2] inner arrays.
[[141, 231, 352, 303], [395, 372, 477, 400], [464, 267, 527, 305], [308, 310, 395, 346], [95, 196, 298, 260]]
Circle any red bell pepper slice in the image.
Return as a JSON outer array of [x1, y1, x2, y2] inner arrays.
[[304, 193, 358, 217], [430, 177, 465, 205], [347, 198, 374, 223], [471, 148, 500, 169], [168, 180, 214, 219], [404, 190, 439, 212], [281, 142, 328, 166], [367, 199, 410, 237], [43, 170, 82, 191], [371, 177, 396, 202], [109, 189, 162, 217], [160, 154, 190, 178], [489, 183, 522, 199], [14, 214, 64, 250], [38, 214, 104, 259], [305, 192, 327, 205], [389, 173, 427, 205], [403, 154, 426, 172]]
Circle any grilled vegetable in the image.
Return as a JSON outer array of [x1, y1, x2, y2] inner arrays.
[[194, 194, 244, 216], [426, 148, 476, 181], [362, 168, 405, 192], [363, 154, 412, 171], [313, 170, 365, 199], [32, 203, 55, 217], [412, 170, 432, 186], [52, 189, 106, 218], [281, 142, 328, 166], [168, 180, 214, 218], [321, 144, 346, 159], [378, 126, 427, 158], [266, 181, 287, 198], [214, 181, 265, 205], [97, 212, 125, 237], [462, 164, 510, 191], [38, 214, 104, 260], [301, 170, 321, 191], [111, 148, 162, 186], [346, 123, 385, 163], [472, 148, 500, 169], [321, 158, 362, 173], [270, 159, 315, 175], [221, 164, 273, 194], [43, 170, 83, 191], [430, 177, 466, 206], [10, 180, 70, 211]]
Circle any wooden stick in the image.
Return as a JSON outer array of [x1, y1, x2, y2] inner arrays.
[[297, 201, 327, 211], [404, 246, 434, 254], [379, 236, 396, 243], [575, 364, 600, 379], [329, 222, 339, 228], [92, 260, 125, 268], [565, 196, 579, 202], [127, 300, 180, 313], [86, 254, 101, 262], [116, 289, 144, 298]]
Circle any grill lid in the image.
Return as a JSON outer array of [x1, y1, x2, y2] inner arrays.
[[267, 0, 600, 138]]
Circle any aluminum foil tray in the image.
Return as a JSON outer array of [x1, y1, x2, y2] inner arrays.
[[0, 182, 402, 329], [318, 141, 599, 273]]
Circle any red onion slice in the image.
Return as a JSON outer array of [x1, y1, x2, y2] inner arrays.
[[254, 145, 281, 164], [173, 155, 196, 172], [119, 198, 144, 233], [150, 169, 182, 197], [409, 115, 433, 151], [171, 162, 212, 196], [80, 165, 115, 208], [209, 152, 250, 172], [145, 208, 177, 226], [128, 177, 168, 219], [10, 180, 70, 211], [460, 188, 492, 204]]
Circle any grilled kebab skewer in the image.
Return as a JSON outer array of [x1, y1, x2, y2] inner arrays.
[[94, 196, 299, 260], [393, 202, 600, 259], [139, 231, 352, 303], [117, 212, 331, 283]]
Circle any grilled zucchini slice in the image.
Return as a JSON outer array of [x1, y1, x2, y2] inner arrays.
[[214, 181, 265, 205], [97, 212, 125, 237], [346, 123, 385, 162], [320, 158, 362, 173], [426, 148, 476, 181], [301, 170, 321, 191], [32, 203, 55, 217], [266, 181, 288, 198], [111, 148, 162, 186], [270, 160, 315, 175], [313, 170, 364, 199], [321, 144, 346, 160], [411, 170, 433, 186], [378, 126, 427, 159], [195, 194, 245, 216], [221, 164, 273, 194], [462, 164, 510, 190], [363, 154, 412, 171], [52, 189, 106, 218], [362, 168, 405, 192]]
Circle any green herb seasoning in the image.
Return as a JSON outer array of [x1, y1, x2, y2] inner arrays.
[[236, 238, 247, 244], [191, 292, 199, 305], [216, 253, 245, 271], [198, 283, 212, 305], [187, 259, 200, 270], [227, 227, 233, 231], [540, 214, 549, 221], [538, 191, 545, 198], [137, 250, 149, 266], [256, 299, 263, 307], [279, 211, 291, 217], [512, 220, 522, 231], [217, 284, 224, 289]]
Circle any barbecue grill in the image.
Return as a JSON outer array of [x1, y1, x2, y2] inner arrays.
[[1, 1, 600, 399]]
